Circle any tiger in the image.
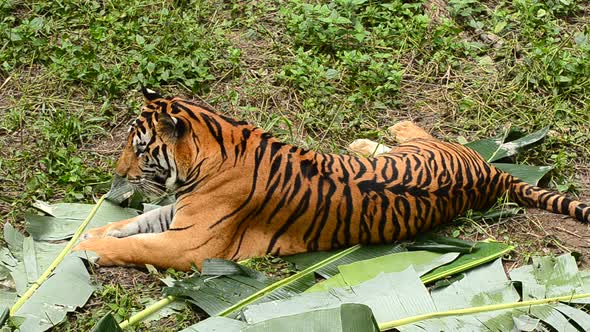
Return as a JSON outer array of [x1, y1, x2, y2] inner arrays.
[[73, 88, 590, 271]]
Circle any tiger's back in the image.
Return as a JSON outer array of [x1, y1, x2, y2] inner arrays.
[[214, 135, 512, 258]]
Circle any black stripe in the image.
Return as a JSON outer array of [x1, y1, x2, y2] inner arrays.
[[200, 113, 228, 161], [210, 139, 269, 228], [560, 196, 570, 214], [575, 205, 585, 222], [266, 189, 312, 253]]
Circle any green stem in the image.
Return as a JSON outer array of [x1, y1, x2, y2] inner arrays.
[[119, 245, 362, 329], [219, 244, 361, 317], [421, 244, 514, 284], [378, 292, 590, 331], [10, 195, 107, 316], [119, 296, 177, 329]]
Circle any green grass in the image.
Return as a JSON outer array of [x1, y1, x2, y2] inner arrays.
[[1, 0, 589, 330]]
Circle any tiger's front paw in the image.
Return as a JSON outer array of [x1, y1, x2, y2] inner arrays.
[[80, 224, 114, 240], [81, 224, 131, 240], [73, 237, 127, 266], [388, 120, 433, 143]]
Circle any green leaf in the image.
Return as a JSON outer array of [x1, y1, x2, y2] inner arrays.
[[180, 316, 246, 332], [421, 241, 513, 283], [407, 244, 474, 253], [243, 256, 590, 331], [306, 251, 459, 293], [135, 34, 145, 45], [25, 201, 138, 240], [431, 260, 520, 309], [165, 246, 361, 317], [492, 163, 553, 185], [527, 305, 579, 331], [22, 237, 39, 285], [165, 269, 273, 316], [512, 314, 539, 331], [91, 313, 123, 332], [6, 237, 65, 295], [284, 244, 404, 278], [183, 305, 380, 332], [4, 224, 24, 259], [465, 127, 549, 162], [244, 304, 379, 332], [511, 254, 589, 304], [0, 308, 8, 329], [244, 266, 434, 324], [554, 304, 590, 331], [13, 255, 95, 331]]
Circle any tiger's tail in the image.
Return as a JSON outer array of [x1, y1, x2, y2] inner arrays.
[[506, 175, 589, 223]]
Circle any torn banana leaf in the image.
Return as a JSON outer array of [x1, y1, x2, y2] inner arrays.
[[11, 254, 95, 331], [465, 127, 552, 185], [465, 127, 549, 162], [284, 243, 405, 279], [25, 200, 139, 241], [165, 246, 360, 317], [244, 255, 590, 331], [182, 304, 379, 332], [305, 251, 459, 293]]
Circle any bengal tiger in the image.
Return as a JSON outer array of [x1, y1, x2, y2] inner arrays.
[[73, 88, 590, 271]]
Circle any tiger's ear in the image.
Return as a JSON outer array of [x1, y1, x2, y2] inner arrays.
[[141, 86, 162, 102], [156, 112, 185, 142]]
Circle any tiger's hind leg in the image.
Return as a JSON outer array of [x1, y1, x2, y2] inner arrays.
[[348, 139, 392, 157], [388, 120, 434, 143], [348, 121, 434, 157]]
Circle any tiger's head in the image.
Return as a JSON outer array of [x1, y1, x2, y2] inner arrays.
[[115, 88, 191, 198]]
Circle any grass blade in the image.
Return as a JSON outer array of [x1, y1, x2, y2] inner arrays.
[[218, 244, 361, 317], [378, 292, 590, 331]]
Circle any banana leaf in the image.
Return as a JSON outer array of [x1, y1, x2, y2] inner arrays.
[[25, 200, 139, 241], [165, 238, 509, 323], [463, 127, 552, 185], [183, 304, 379, 332], [283, 236, 474, 280], [0, 198, 145, 331], [492, 163, 553, 186], [180, 316, 246, 332], [91, 313, 123, 332], [303, 237, 511, 292], [284, 244, 405, 278], [465, 127, 549, 162], [11, 254, 95, 331], [164, 245, 362, 317], [305, 251, 460, 293], [243, 255, 590, 331], [421, 241, 513, 283], [510, 254, 590, 304]]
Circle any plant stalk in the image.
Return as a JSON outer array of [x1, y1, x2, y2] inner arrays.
[[421, 244, 514, 284], [118, 244, 362, 329], [218, 244, 361, 317], [9, 195, 107, 316], [119, 296, 177, 329], [378, 292, 590, 331]]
